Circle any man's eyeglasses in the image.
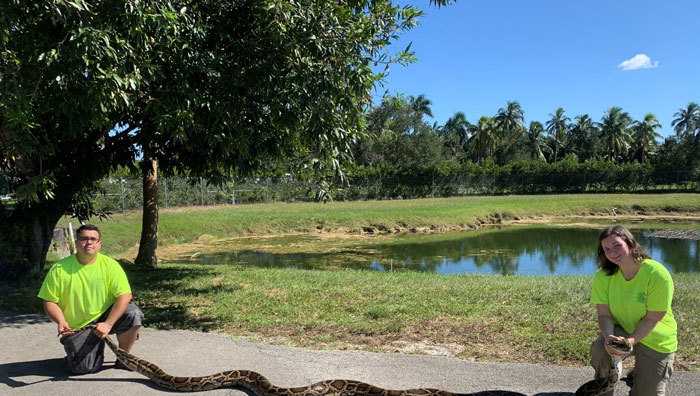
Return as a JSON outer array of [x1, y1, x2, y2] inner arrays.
[[78, 237, 101, 243]]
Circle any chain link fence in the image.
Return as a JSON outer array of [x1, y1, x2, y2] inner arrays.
[[92, 170, 699, 212], [93, 176, 321, 212]]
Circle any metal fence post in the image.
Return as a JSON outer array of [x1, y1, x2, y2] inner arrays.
[[120, 179, 126, 213], [163, 176, 168, 208], [67, 222, 76, 254], [200, 177, 205, 206]]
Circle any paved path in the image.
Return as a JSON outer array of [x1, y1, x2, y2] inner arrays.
[[2, 313, 698, 396]]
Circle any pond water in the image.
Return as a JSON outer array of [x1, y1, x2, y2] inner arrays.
[[195, 225, 699, 276], [368, 226, 699, 275]]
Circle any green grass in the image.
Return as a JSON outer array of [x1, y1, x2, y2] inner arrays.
[[14, 194, 699, 370], [76, 193, 700, 255], [5, 265, 698, 370]]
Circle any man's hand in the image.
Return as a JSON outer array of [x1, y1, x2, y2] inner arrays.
[[57, 321, 74, 337], [94, 322, 113, 338]]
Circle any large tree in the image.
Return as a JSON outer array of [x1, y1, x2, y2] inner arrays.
[[409, 94, 434, 120], [545, 107, 569, 162], [467, 117, 498, 163], [440, 111, 471, 158], [493, 100, 525, 163], [671, 102, 699, 141], [355, 94, 444, 169], [0, 0, 434, 279], [567, 114, 598, 160], [631, 113, 661, 163], [494, 101, 524, 135], [523, 121, 550, 161], [598, 107, 633, 162], [670, 102, 700, 170]]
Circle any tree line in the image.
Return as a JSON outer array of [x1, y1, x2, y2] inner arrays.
[[353, 95, 699, 173], [83, 97, 699, 206], [331, 96, 700, 197]]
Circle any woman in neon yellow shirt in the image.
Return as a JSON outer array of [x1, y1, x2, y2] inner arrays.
[[588, 225, 676, 396]]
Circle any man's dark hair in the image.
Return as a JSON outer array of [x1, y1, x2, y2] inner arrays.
[[76, 224, 101, 240]]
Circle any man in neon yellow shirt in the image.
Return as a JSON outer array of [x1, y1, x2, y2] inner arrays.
[[38, 224, 143, 374]]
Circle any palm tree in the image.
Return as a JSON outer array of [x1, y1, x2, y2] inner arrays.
[[494, 101, 525, 163], [409, 94, 433, 119], [598, 107, 633, 162], [545, 107, 570, 162], [568, 114, 598, 160], [632, 113, 662, 162], [468, 116, 498, 163], [441, 112, 471, 156], [402, 94, 433, 135], [494, 101, 525, 138], [671, 102, 699, 142], [523, 121, 550, 161]]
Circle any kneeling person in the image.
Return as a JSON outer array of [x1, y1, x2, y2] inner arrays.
[[38, 224, 143, 374]]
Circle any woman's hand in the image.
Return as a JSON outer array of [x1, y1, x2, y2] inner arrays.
[[604, 335, 633, 357]]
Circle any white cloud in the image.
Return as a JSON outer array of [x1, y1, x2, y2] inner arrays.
[[618, 53, 659, 71]]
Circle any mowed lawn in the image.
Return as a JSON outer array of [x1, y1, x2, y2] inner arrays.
[[6, 264, 699, 370], [6, 193, 696, 369], [86, 193, 700, 255]]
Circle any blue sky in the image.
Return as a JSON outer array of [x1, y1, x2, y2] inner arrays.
[[374, 0, 699, 137]]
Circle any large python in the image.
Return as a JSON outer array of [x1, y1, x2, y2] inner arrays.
[[100, 330, 628, 395], [574, 337, 633, 396], [103, 334, 480, 395]]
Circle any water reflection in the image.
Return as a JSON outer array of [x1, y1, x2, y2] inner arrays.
[[370, 227, 699, 275], [368, 227, 595, 275], [191, 226, 699, 275], [641, 234, 699, 273]]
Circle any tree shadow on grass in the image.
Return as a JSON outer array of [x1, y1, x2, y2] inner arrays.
[[0, 278, 44, 316], [125, 266, 225, 332]]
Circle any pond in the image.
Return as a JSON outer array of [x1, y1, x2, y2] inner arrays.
[[368, 226, 699, 275], [190, 224, 700, 276]]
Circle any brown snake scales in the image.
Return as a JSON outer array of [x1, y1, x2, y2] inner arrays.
[[100, 330, 629, 395]]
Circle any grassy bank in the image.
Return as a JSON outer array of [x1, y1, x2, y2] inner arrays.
[[10, 194, 697, 370], [85, 193, 700, 255], [4, 265, 699, 370]]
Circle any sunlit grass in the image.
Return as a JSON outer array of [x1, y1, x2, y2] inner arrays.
[[7, 264, 696, 369], [30, 193, 700, 369], [69, 193, 700, 256], [133, 267, 700, 370]]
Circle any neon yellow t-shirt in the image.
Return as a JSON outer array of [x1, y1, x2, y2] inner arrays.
[[590, 258, 677, 353], [37, 253, 132, 329]]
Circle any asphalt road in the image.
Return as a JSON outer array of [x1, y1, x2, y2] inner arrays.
[[1, 313, 698, 396]]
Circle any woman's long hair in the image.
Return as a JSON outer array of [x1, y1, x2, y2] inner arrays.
[[597, 225, 649, 275]]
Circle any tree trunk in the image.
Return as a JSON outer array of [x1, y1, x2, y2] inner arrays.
[[0, 205, 62, 280], [135, 158, 159, 268]]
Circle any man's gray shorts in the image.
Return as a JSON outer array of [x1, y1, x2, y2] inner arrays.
[[59, 301, 143, 374]]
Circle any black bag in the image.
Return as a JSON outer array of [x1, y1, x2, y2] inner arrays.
[[59, 327, 105, 374]]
